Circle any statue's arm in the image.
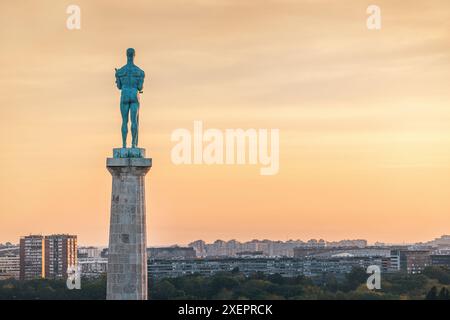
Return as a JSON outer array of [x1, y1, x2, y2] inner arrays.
[[137, 71, 145, 93], [115, 68, 122, 90]]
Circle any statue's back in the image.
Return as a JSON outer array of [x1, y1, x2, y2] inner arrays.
[[115, 64, 145, 92]]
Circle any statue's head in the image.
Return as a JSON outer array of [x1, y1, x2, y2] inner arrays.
[[126, 48, 135, 61]]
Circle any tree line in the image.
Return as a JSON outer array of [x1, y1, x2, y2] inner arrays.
[[0, 266, 449, 300]]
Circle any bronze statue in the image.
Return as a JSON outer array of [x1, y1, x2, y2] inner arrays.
[[115, 48, 145, 148]]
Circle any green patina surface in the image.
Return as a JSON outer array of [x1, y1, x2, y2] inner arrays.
[[115, 48, 145, 148], [113, 147, 146, 158]]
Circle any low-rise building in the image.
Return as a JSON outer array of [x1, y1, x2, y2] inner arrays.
[[302, 256, 383, 277], [78, 246, 102, 259], [148, 257, 304, 279], [430, 255, 450, 268], [148, 246, 196, 260], [0, 255, 20, 280], [79, 257, 107, 277], [148, 255, 384, 280], [400, 250, 431, 274]]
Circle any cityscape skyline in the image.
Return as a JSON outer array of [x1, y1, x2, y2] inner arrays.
[[2, 233, 449, 292], [1, 233, 449, 248], [2, 233, 449, 282]]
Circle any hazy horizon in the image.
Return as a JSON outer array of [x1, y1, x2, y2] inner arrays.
[[3, 233, 447, 248]]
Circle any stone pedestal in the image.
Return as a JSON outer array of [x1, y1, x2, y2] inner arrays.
[[106, 148, 152, 300]]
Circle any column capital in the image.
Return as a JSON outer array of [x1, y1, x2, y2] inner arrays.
[[106, 157, 152, 176]]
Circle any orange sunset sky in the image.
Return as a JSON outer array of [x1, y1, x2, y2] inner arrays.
[[0, 0, 449, 246]]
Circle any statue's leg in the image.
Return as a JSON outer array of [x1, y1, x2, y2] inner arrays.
[[120, 101, 130, 148], [130, 102, 139, 148], [136, 108, 139, 146]]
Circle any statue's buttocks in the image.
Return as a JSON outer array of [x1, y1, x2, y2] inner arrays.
[[115, 48, 145, 148]]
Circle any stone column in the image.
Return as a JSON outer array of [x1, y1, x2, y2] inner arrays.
[[106, 148, 151, 300]]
